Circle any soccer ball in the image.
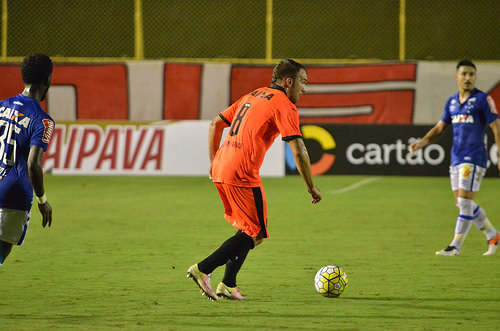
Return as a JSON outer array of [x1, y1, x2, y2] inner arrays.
[[314, 265, 348, 297]]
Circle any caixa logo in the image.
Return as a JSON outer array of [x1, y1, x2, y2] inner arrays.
[[286, 125, 336, 175], [346, 138, 445, 165]]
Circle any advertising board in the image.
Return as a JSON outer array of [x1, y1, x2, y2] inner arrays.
[[286, 124, 499, 177]]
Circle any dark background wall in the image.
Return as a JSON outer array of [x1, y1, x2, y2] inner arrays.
[[2, 0, 499, 60]]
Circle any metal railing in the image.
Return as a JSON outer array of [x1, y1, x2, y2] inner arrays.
[[1, 0, 498, 64]]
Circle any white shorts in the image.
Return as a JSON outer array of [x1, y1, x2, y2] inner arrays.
[[449, 163, 486, 192], [0, 208, 30, 245]]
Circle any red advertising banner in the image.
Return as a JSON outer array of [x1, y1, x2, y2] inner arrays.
[[2, 62, 498, 125], [0, 64, 129, 119], [53, 65, 129, 120], [230, 64, 417, 124], [163, 64, 202, 120]]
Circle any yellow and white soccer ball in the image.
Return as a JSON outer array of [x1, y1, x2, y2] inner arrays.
[[314, 265, 348, 297]]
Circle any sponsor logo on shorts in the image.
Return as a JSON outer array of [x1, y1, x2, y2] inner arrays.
[[42, 119, 54, 144], [462, 164, 472, 178]]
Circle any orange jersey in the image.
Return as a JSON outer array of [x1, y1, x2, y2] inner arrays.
[[211, 85, 302, 186]]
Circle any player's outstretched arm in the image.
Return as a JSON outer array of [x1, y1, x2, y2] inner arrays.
[[409, 120, 448, 154], [28, 145, 52, 227], [489, 118, 500, 173], [208, 115, 229, 179], [287, 138, 322, 204]]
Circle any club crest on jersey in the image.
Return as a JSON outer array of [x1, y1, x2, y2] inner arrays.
[[451, 114, 474, 124], [449, 99, 457, 112], [461, 165, 472, 178], [463, 97, 476, 111], [42, 119, 55, 143]]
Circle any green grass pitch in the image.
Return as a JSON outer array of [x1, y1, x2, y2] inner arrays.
[[1, 175, 499, 330]]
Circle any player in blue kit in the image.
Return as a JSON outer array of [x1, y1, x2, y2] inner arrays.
[[0, 53, 55, 266], [410, 60, 500, 256]]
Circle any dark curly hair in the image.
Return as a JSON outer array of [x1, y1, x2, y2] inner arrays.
[[21, 53, 53, 84], [272, 59, 305, 84]]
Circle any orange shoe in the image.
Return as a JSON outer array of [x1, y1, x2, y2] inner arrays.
[[483, 233, 500, 256]]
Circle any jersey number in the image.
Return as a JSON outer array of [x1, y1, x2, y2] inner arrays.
[[229, 103, 251, 136], [0, 121, 17, 166]]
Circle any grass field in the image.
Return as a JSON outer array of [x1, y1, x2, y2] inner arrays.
[[1, 175, 499, 330]]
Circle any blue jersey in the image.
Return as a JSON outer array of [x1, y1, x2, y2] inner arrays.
[[441, 88, 498, 167], [0, 94, 55, 211]]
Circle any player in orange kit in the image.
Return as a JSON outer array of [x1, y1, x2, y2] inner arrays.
[[187, 59, 322, 301]]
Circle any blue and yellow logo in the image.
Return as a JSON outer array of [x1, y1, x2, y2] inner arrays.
[[285, 125, 336, 175]]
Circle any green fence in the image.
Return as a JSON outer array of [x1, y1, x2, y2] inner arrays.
[[1, 0, 499, 63]]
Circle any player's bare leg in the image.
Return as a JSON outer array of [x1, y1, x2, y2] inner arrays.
[[252, 233, 264, 247]]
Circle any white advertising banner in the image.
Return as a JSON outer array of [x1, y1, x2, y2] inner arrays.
[[43, 121, 285, 176]]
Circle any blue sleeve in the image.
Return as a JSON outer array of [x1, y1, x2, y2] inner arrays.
[[482, 94, 499, 124], [440, 99, 452, 124], [30, 113, 55, 151]]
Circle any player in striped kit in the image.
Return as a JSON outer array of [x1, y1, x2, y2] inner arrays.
[[410, 60, 500, 256]]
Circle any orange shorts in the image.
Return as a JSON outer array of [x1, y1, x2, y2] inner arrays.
[[215, 182, 269, 238]]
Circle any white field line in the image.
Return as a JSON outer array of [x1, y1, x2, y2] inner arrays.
[[330, 177, 381, 194]]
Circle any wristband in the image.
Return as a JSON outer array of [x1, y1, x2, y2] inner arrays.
[[36, 193, 47, 204]]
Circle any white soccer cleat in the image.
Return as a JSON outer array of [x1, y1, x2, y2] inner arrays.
[[435, 246, 460, 256], [216, 282, 246, 300], [187, 264, 218, 301], [483, 233, 499, 256]]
